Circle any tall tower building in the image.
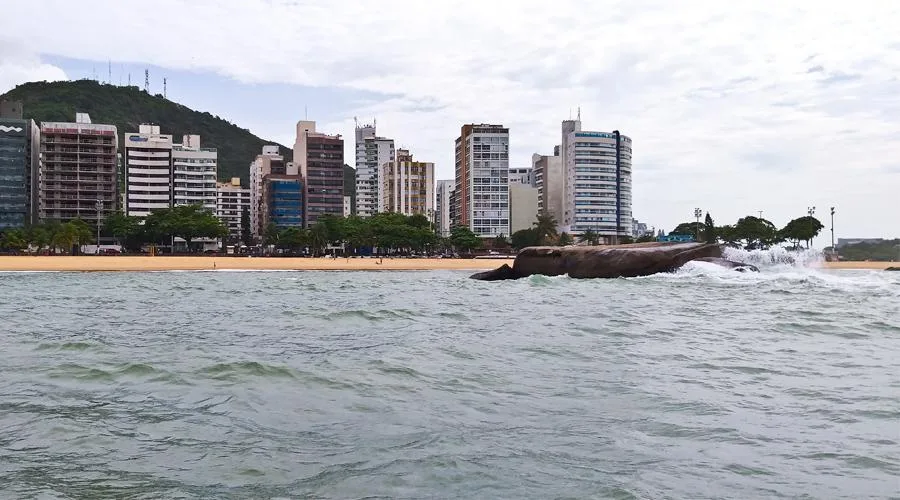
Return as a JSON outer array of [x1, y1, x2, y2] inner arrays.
[[0, 117, 40, 229], [434, 179, 455, 237], [293, 120, 344, 226], [124, 124, 173, 218], [249, 145, 285, 239], [172, 134, 217, 212], [453, 124, 509, 237], [354, 121, 394, 217], [381, 148, 434, 217], [216, 177, 250, 241], [40, 114, 118, 226], [561, 116, 632, 242]]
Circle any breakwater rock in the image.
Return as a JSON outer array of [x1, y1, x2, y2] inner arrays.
[[471, 242, 726, 280]]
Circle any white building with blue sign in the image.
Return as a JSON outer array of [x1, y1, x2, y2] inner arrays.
[[560, 115, 632, 243], [124, 124, 174, 218]]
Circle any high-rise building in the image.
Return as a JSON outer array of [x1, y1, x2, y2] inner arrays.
[[355, 122, 394, 218], [381, 149, 434, 217], [172, 135, 217, 212], [532, 152, 563, 227], [217, 177, 250, 241], [453, 124, 509, 237], [249, 145, 286, 239], [293, 120, 343, 227], [40, 114, 118, 226], [124, 125, 173, 218], [435, 179, 455, 237], [0, 117, 40, 229], [561, 116, 632, 241], [261, 171, 304, 230], [509, 183, 539, 234]]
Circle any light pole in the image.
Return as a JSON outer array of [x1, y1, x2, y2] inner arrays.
[[95, 199, 104, 255], [807, 206, 816, 217], [694, 207, 702, 242], [830, 207, 836, 258]]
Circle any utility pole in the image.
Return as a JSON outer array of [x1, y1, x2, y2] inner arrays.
[[95, 199, 104, 254], [807, 206, 816, 217], [694, 207, 702, 241]]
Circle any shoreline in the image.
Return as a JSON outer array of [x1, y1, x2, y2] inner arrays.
[[0, 256, 515, 272], [0, 256, 893, 272]]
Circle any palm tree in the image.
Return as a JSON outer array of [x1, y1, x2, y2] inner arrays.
[[557, 232, 573, 246], [308, 223, 328, 256], [533, 213, 559, 245], [578, 229, 600, 246]]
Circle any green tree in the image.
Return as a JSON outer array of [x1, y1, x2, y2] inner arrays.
[[510, 228, 539, 250], [779, 215, 824, 249], [276, 227, 306, 254], [671, 221, 704, 237], [104, 211, 143, 251], [619, 235, 634, 244], [308, 223, 328, 256], [493, 233, 509, 249], [704, 213, 717, 243], [0, 229, 28, 252], [636, 233, 656, 243], [578, 229, 601, 246], [51, 223, 80, 255], [263, 222, 280, 247], [240, 207, 253, 247], [557, 232, 573, 246], [733, 216, 781, 250], [533, 213, 559, 245], [449, 225, 481, 253]]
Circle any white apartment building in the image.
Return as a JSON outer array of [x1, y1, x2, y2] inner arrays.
[[124, 125, 173, 217], [532, 152, 564, 227], [561, 116, 632, 241], [453, 124, 509, 237], [355, 122, 394, 217], [435, 179, 454, 237], [172, 135, 217, 212], [249, 145, 285, 239], [380, 149, 434, 217], [217, 177, 250, 241]]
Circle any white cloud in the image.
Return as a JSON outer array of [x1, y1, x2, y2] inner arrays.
[[0, 39, 68, 94], [4, 0, 900, 237]]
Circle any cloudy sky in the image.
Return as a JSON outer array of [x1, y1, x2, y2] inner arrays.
[[2, 0, 899, 239]]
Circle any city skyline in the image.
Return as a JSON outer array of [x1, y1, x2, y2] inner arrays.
[[1, 1, 898, 238]]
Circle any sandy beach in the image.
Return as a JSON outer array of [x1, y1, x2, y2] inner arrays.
[[0, 256, 515, 272]]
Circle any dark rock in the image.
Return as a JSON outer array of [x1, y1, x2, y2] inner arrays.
[[512, 242, 723, 279], [693, 257, 760, 272], [469, 263, 520, 281], [886, 266, 900, 272]]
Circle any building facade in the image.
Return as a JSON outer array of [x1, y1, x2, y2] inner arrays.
[[435, 179, 455, 237], [509, 182, 539, 234], [124, 124, 173, 218], [354, 122, 395, 218], [453, 124, 509, 237], [262, 174, 304, 229], [532, 153, 564, 227], [509, 167, 534, 186], [380, 149, 434, 217], [293, 120, 344, 226], [561, 117, 632, 241], [217, 177, 250, 241], [0, 118, 40, 229], [172, 135, 217, 212], [249, 145, 286, 239], [40, 114, 118, 226]]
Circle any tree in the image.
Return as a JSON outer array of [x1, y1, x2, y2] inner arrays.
[[104, 211, 142, 251], [308, 223, 328, 256], [704, 213, 717, 244], [636, 233, 656, 243], [240, 207, 253, 247], [533, 213, 559, 245], [510, 228, 539, 250], [619, 235, 634, 244], [51, 223, 80, 255], [557, 232, 573, 246], [263, 222, 280, 247], [0, 229, 27, 253], [779, 215, 824, 249], [671, 221, 704, 237], [276, 227, 306, 254], [493, 233, 509, 249], [733, 216, 781, 250], [579, 229, 600, 246], [449, 225, 481, 253]]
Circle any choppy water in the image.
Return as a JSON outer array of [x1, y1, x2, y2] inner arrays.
[[1, 253, 899, 499]]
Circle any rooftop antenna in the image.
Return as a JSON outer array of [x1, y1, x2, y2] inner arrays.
[[577, 106, 581, 121], [304, 105, 307, 120], [92, 66, 97, 81], [354, 116, 358, 128], [128, 73, 131, 86], [144, 69, 149, 93], [163, 77, 167, 99], [108, 60, 111, 84]]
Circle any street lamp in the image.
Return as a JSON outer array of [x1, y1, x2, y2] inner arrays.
[[830, 207, 836, 258], [95, 199, 104, 255], [807, 206, 816, 217], [694, 207, 702, 241]]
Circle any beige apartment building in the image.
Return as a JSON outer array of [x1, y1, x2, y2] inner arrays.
[[381, 149, 434, 218]]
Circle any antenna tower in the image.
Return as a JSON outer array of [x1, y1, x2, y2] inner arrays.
[[144, 69, 149, 93], [108, 60, 112, 84], [163, 78, 167, 99]]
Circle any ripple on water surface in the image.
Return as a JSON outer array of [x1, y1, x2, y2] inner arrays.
[[1, 265, 899, 499]]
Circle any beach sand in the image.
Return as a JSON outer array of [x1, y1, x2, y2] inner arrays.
[[0, 256, 515, 272]]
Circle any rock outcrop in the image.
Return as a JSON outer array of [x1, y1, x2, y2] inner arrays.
[[693, 257, 760, 272], [470, 242, 726, 280]]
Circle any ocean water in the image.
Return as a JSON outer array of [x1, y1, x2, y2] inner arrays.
[[1, 253, 899, 499]]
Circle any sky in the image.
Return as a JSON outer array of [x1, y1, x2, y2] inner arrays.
[[2, 0, 899, 240]]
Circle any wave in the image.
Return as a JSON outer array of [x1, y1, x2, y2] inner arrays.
[[722, 246, 824, 269]]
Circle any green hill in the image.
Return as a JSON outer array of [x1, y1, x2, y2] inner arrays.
[[1, 80, 291, 183]]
